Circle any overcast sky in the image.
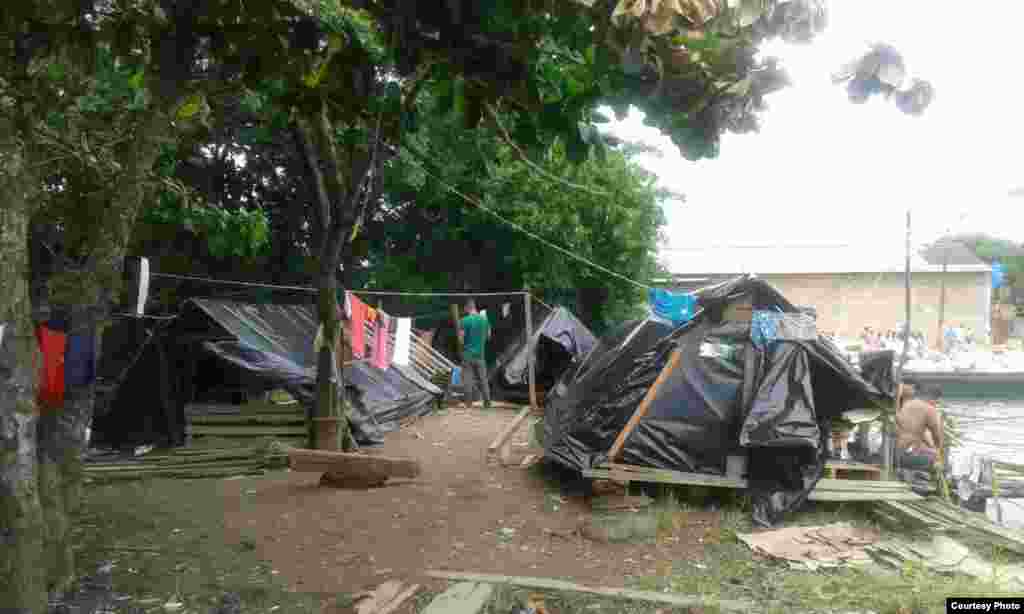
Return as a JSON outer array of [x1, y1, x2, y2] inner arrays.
[[604, 0, 1024, 256]]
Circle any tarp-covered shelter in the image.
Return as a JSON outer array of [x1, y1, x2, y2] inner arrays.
[[490, 306, 598, 401], [431, 301, 598, 402], [93, 299, 444, 447], [543, 276, 895, 526]]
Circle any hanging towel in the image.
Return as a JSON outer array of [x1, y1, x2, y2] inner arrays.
[[65, 332, 96, 387], [349, 294, 368, 358], [393, 317, 412, 366], [373, 312, 392, 370], [648, 288, 697, 327], [35, 325, 67, 409]]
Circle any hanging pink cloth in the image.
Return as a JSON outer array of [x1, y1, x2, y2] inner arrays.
[[348, 292, 368, 359], [373, 312, 392, 370]]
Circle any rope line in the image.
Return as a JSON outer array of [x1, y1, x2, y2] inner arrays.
[[402, 150, 652, 291]]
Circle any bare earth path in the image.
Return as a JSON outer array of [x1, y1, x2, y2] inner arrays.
[[216, 407, 716, 609]]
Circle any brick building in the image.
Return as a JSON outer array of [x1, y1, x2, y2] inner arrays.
[[661, 243, 992, 342]]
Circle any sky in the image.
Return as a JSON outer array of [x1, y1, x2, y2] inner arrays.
[[603, 0, 1024, 260]]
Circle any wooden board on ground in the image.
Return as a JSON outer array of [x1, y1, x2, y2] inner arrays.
[[585, 465, 922, 502], [355, 580, 421, 614], [187, 425, 308, 437], [189, 413, 304, 425], [424, 571, 752, 611], [420, 582, 493, 614], [487, 406, 532, 462], [288, 448, 421, 481]]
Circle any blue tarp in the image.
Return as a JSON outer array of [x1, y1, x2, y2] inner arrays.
[[648, 288, 697, 327]]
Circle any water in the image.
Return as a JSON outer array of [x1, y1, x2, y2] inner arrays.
[[945, 399, 1024, 529]]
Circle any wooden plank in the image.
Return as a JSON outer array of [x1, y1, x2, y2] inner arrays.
[[84, 468, 266, 481], [487, 407, 532, 455], [824, 460, 882, 473], [84, 460, 264, 473], [189, 413, 304, 425], [421, 582, 493, 614], [809, 491, 923, 502], [374, 583, 421, 614], [814, 479, 912, 492], [287, 448, 421, 479], [588, 468, 916, 500], [424, 571, 752, 611], [187, 425, 308, 437], [606, 346, 684, 462], [584, 468, 745, 489]]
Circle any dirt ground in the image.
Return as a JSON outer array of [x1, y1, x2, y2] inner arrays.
[[215, 406, 718, 609]]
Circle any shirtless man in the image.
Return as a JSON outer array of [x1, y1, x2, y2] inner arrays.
[[896, 383, 944, 471]]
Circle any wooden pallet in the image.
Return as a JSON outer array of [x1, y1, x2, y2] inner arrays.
[[824, 460, 882, 481], [584, 462, 922, 502]]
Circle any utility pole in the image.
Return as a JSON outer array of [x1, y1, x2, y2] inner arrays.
[[937, 240, 949, 350]]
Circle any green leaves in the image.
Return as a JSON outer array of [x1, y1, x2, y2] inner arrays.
[[175, 93, 205, 121], [143, 199, 270, 260]]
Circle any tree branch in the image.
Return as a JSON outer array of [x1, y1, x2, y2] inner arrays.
[[485, 102, 609, 197]]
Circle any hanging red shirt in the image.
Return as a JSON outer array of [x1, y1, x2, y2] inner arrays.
[[35, 325, 67, 410]]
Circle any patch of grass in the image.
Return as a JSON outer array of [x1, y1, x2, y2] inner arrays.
[[483, 585, 699, 614], [72, 473, 325, 613]]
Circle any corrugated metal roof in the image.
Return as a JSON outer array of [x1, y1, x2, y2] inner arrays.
[[661, 244, 992, 276]]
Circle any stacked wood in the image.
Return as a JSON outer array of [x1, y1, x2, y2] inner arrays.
[[83, 445, 289, 483], [185, 401, 307, 446]]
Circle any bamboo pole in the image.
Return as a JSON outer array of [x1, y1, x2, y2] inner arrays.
[[607, 346, 684, 462]]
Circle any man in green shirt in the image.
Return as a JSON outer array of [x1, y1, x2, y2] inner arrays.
[[458, 299, 491, 409]]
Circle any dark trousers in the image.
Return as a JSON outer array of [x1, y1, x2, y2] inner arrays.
[[462, 358, 490, 406]]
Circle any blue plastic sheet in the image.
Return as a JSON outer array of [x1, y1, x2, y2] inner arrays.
[[648, 288, 696, 327]]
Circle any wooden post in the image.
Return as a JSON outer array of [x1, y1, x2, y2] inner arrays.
[[607, 346, 684, 462], [525, 292, 537, 411], [450, 303, 463, 355]]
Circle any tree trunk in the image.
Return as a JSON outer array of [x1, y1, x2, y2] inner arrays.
[[36, 110, 167, 598], [0, 197, 48, 613], [294, 109, 355, 452]]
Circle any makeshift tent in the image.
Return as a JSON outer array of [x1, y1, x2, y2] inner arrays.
[[92, 299, 443, 447], [431, 300, 598, 402], [543, 276, 894, 526], [490, 307, 598, 402]]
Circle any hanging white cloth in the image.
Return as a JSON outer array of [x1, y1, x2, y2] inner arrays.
[[393, 317, 412, 366]]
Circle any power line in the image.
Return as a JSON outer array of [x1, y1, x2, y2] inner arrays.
[[352, 290, 527, 297], [402, 151, 652, 291], [150, 271, 551, 304], [151, 272, 316, 293]]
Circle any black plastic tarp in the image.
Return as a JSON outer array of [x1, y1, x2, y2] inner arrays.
[[543, 276, 894, 526], [491, 307, 598, 401]]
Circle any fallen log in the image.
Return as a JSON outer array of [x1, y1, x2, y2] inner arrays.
[[288, 448, 421, 481]]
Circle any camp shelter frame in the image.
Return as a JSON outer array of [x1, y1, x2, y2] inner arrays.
[[542, 275, 896, 526]]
